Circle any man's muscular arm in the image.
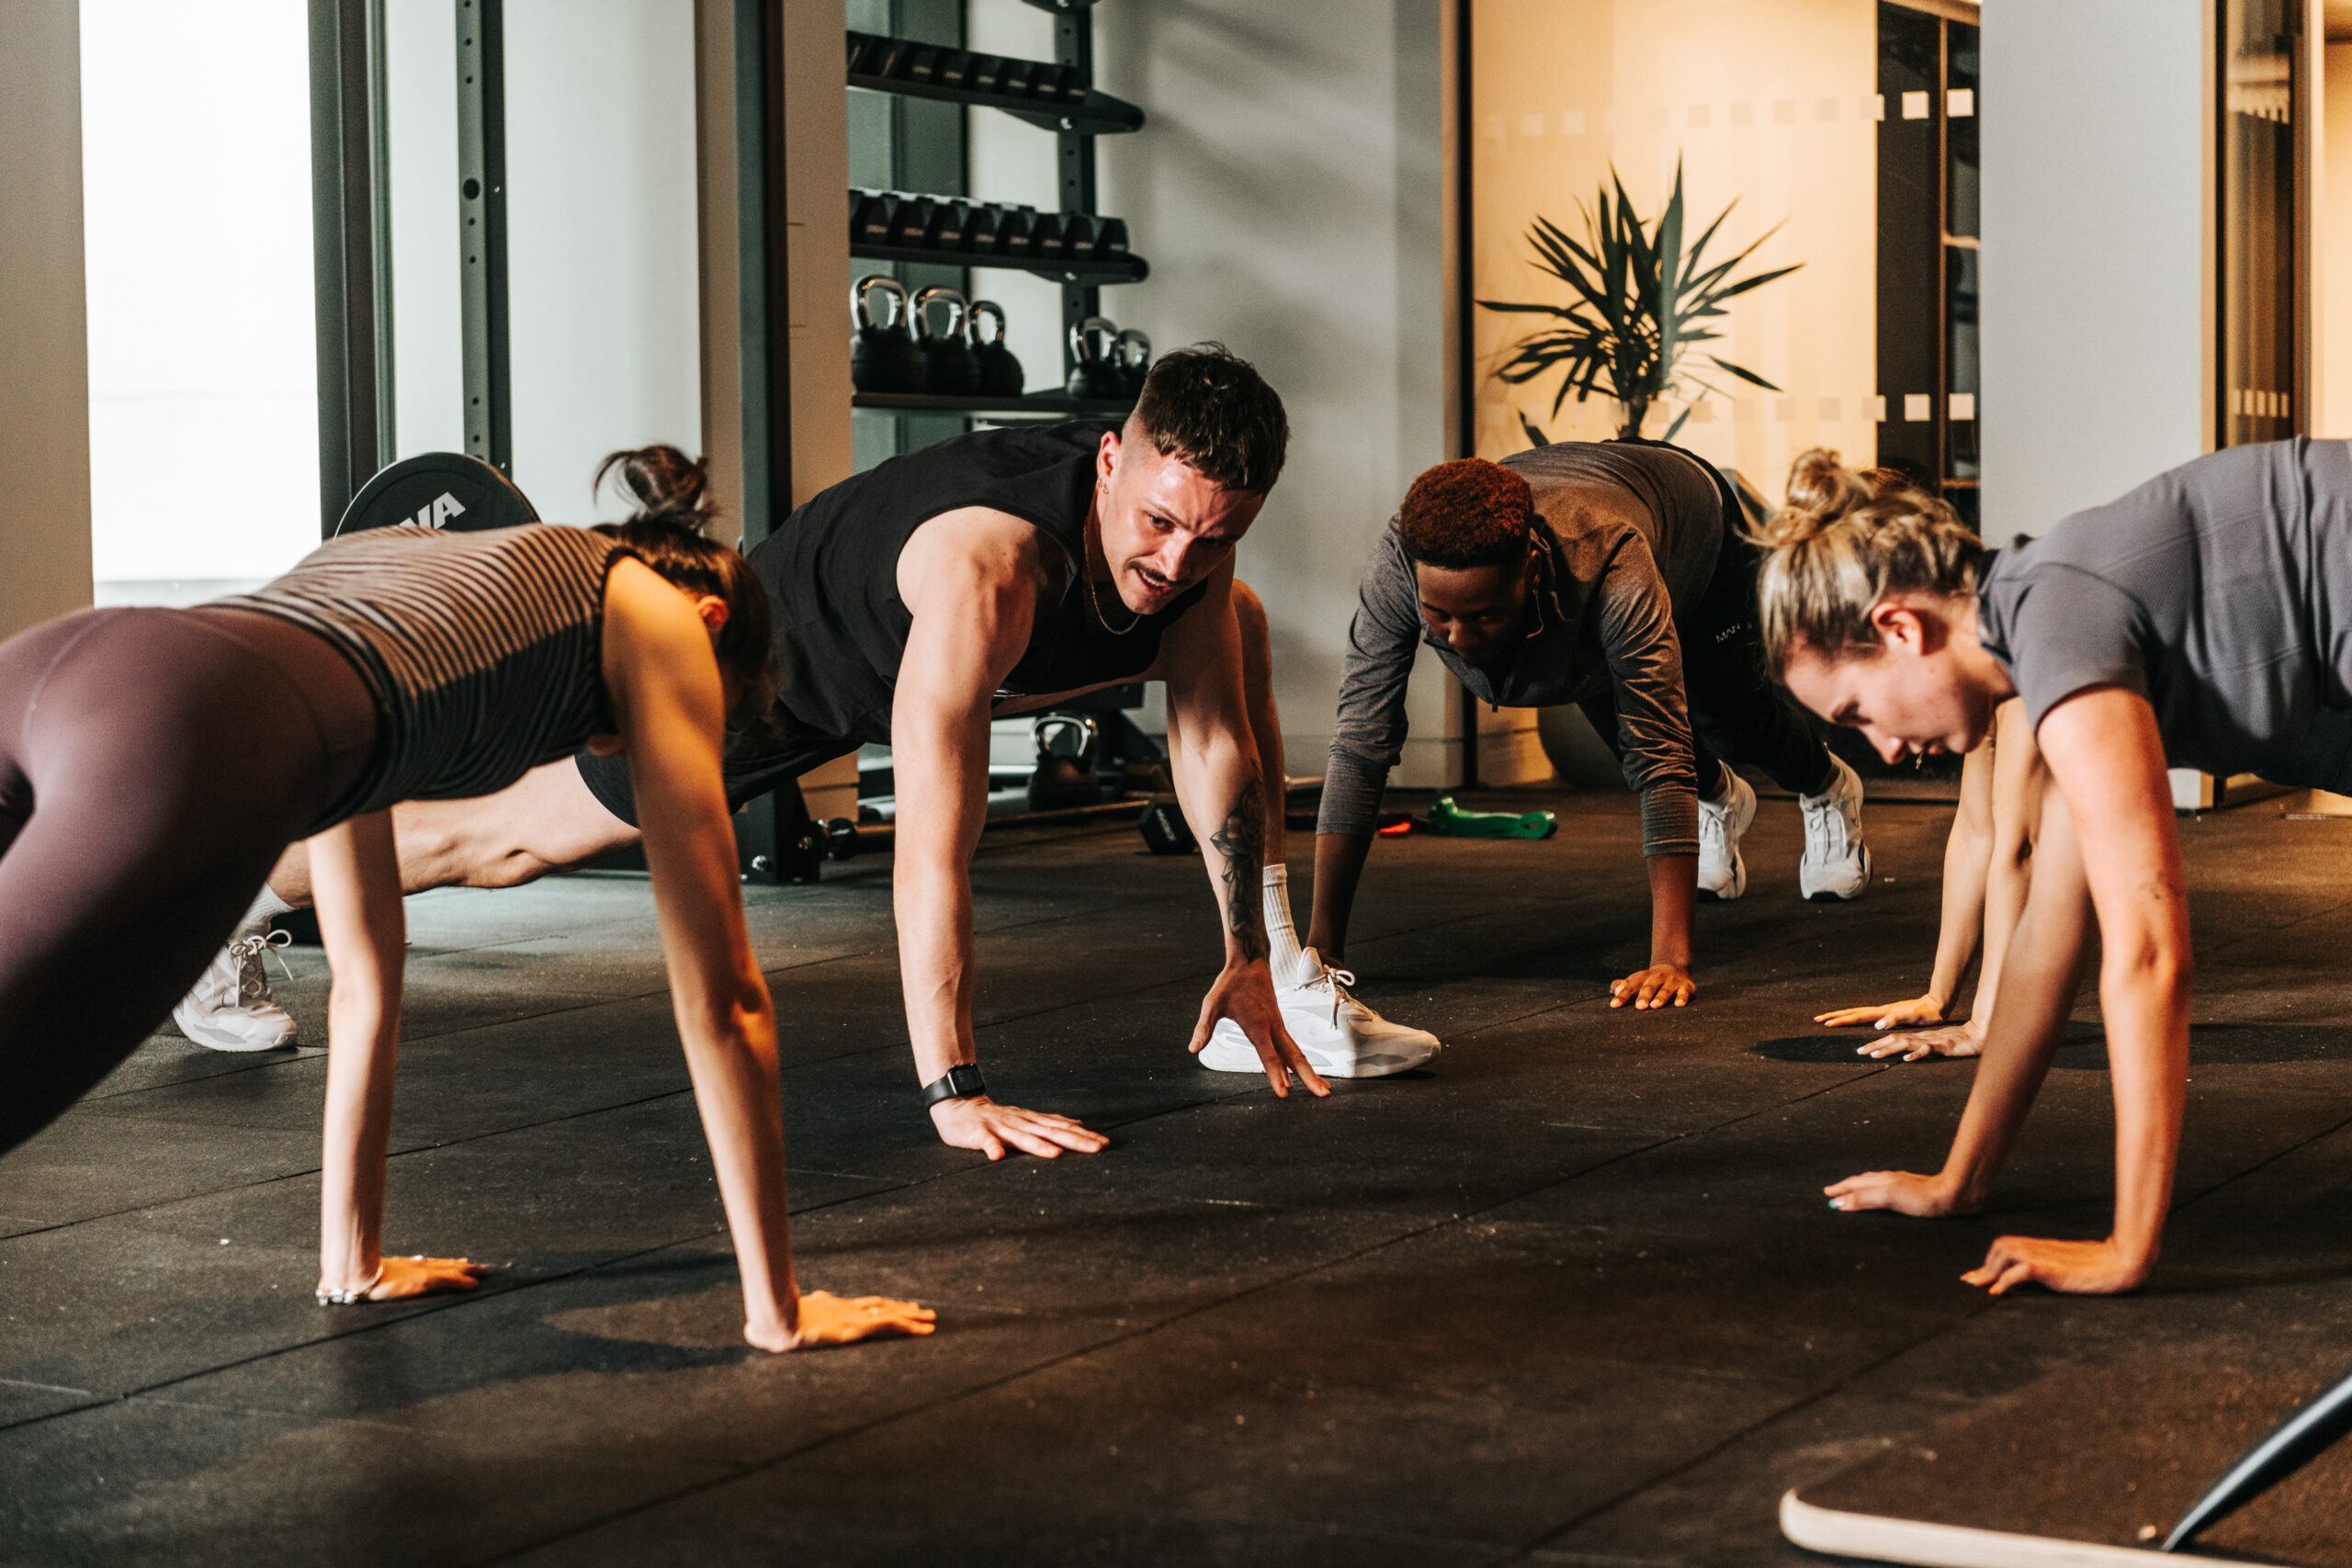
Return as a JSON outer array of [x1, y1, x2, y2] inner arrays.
[[1161, 570, 1329, 1098], [892, 507, 1109, 1159]]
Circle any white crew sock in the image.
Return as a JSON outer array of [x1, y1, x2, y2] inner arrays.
[[1262, 864, 1315, 987], [243, 883, 293, 929]]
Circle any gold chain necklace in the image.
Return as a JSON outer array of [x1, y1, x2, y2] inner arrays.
[[1083, 510, 1144, 635]]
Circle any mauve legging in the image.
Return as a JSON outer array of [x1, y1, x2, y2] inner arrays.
[[0, 606, 376, 1154]]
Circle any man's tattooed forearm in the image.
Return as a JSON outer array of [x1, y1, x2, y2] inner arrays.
[[1209, 775, 1268, 961]]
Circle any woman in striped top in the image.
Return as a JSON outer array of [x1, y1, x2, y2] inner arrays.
[[0, 482, 931, 1351]]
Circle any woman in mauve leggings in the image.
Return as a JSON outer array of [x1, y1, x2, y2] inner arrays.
[[0, 488, 930, 1352]]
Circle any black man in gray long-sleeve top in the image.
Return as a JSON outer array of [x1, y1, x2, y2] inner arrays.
[[1304, 441, 1871, 1018]]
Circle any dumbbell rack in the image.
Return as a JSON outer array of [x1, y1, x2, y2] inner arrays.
[[847, 0, 1144, 420]]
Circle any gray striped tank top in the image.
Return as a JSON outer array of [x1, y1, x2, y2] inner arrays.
[[213, 524, 629, 815]]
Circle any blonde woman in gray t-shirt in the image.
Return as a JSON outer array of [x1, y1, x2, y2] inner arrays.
[[1758, 439, 2352, 1296]]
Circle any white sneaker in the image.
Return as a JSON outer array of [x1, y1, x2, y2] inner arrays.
[[1697, 769, 1756, 900], [1199, 948, 1442, 1079], [1799, 754, 1871, 901], [173, 919, 298, 1052]]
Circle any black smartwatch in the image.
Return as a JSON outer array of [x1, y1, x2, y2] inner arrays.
[[920, 1064, 988, 1111]]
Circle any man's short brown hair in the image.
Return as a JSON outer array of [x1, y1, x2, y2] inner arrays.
[[1398, 457, 1533, 570], [1130, 344, 1288, 495]]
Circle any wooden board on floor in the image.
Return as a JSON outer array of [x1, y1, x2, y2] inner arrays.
[[1782, 1359, 2352, 1566]]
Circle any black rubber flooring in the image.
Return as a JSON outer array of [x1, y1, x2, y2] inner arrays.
[[6, 785, 2352, 1565]]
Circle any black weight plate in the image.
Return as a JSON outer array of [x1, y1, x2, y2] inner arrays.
[[334, 452, 538, 537]]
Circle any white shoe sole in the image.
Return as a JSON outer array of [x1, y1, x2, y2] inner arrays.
[[1198, 1023, 1438, 1079], [172, 1007, 297, 1053], [1801, 844, 1872, 902]]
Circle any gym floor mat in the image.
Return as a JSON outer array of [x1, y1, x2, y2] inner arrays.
[[1783, 1359, 2352, 1565]]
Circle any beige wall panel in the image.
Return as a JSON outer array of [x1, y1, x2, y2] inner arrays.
[[0, 0, 96, 639], [1467, 0, 1877, 490]]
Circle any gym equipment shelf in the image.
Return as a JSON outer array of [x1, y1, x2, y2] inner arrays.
[[847, 70, 1143, 137], [850, 239, 1148, 286], [853, 391, 1134, 417]]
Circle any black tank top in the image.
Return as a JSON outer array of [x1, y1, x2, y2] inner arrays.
[[751, 422, 1211, 742]]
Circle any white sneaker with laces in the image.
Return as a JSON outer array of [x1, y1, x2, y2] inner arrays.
[[173, 919, 298, 1052], [1696, 768, 1756, 901], [1799, 753, 1871, 901], [1198, 947, 1441, 1079]]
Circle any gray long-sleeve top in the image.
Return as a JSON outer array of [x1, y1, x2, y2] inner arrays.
[[1319, 441, 1726, 857]]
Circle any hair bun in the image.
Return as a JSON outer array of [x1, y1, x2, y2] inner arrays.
[[594, 445, 717, 534], [1760, 447, 1869, 547]]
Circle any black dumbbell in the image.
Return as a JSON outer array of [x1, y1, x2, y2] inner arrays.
[[996, 205, 1034, 260], [886, 194, 933, 249], [967, 52, 1002, 94], [847, 31, 883, 74], [933, 47, 972, 89], [1094, 217, 1130, 255], [1029, 211, 1065, 261], [1060, 213, 1096, 261], [963, 203, 1000, 255], [922, 198, 966, 252], [1136, 800, 1195, 855], [999, 57, 1035, 96], [850, 188, 893, 248]]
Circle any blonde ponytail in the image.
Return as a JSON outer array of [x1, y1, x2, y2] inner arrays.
[[1752, 449, 1984, 671]]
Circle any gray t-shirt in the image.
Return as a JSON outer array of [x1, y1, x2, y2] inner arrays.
[[1319, 441, 1726, 856], [1976, 436, 2352, 788]]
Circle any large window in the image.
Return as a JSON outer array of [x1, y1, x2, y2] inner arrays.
[[80, 0, 321, 604]]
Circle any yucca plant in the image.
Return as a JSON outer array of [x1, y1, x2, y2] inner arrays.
[[1481, 158, 1801, 444]]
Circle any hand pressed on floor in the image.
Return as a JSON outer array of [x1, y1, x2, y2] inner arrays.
[[1815, 993, 1945, 1031], [344, 1255, 489, 1301], [1188, 959, 1329, 1099], [930, 1094, 1108, 1161], [753, 1291, 937, 1350], [1824, 1169, 1976, 1218], [1611, 962, 1694, 1010], [1853, 1017, 1984, 1061], [1963, 1235, 2148, 1295]]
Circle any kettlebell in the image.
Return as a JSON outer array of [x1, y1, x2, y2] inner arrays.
[[912, 287, 980, 396], [969, 300, 1025, 398], [1027, 714, 1102, 811], [1114, 328, 1151, 398], [1066, 316, 1121, 400], [850, 276, 923, 393]]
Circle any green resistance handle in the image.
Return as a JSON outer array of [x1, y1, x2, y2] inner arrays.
[[1422, 795, 1557, 840]]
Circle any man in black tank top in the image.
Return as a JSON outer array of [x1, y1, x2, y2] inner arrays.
[[243, 348, 1396, 1158]]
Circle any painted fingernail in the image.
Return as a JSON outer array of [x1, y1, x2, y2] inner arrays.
[[1826, 1198, 1842, 1211]]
